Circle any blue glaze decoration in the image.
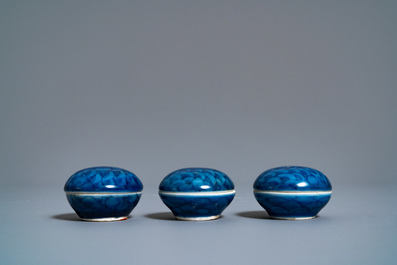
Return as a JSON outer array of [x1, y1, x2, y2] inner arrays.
[[159, 168, 234, 192], [159, 193, 235, 219], [64, 167, 143, 221], [253, 166, 332, 220], [159, 168, 235, 220], [254, 192, 331, 219], [253, 166, 332, 192], [64, 167, 143, 192], [66, 193, 141, 220]]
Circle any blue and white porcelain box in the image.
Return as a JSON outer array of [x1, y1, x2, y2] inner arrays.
[[159, 168, 236, 221], [253, 166, 332, 220], [64, 167, 143, 221]]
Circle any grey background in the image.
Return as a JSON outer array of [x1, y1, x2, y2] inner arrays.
[[1, 1, 396, 264]]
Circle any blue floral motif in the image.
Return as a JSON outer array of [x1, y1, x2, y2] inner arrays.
[[66, 193, 141, 219], [64, 167, 143, 192], [253, 166, 332, 191], [159, 193, 235, 219], [159, 168, 234, 192], [254, 192, 331, 219]]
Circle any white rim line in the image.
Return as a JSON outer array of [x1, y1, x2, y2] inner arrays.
[[81, 217, 128, 222], [159, 190, 236, 196], [176, 215, 220, 221], [253, 190, 332, 195], [271, 216, 317, 221], [65, 191, 142, 196]]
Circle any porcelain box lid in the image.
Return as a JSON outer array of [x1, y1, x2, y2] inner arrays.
[[159, 168, 234, 192], [253, 166, 332, 192], [64, 167, 143, 192]]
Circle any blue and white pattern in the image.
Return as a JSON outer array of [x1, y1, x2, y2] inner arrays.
[[66, 192, 142, 221], [253, 166, 332, 220], [254, 191, 331, 220], [253, 166, 332, 191], [159, 168, 234, 192], [159, 168, 235, 221], [64, 167, 143, 221], [64, 167, 143, 192], [159, 192, 235, 220]]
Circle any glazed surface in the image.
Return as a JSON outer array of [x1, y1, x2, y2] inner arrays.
[[254, 192, 331, 219], [64, 167, 143, 192], [159, 168, 234, 192], [159, 192, 235, 219], [66, 193, 141, 219], [254, 166, 332, 191]]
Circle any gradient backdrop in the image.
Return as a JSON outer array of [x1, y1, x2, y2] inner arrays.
[[1, 1, 396, 264]]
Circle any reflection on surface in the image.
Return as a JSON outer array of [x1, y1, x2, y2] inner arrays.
[[297, 182, 308, 187]]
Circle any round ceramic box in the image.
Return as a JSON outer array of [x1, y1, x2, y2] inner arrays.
[[64, 167, 143, 221], [253, 166, 332, 220], [159, 168, 236, 221]]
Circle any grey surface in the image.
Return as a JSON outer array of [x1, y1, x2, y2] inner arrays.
[[1, 184, 397, 264], [1, 1, 396, 264]]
